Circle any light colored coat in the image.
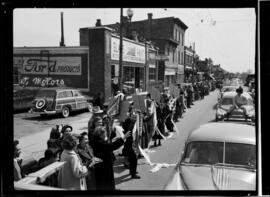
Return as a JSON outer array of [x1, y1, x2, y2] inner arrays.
[[58, 149, 88, 190]]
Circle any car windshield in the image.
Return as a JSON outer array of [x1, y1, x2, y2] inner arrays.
[[36, 90, 56, 98], [221, 97, 233, 105], [182, 141, 256, 169], [225, 142, 256, 168], [183, 142, 223, 165]]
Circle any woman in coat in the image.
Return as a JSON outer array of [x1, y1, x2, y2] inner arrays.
[[91, 126, 131, 190], [77, 132, 96, 190], [58, 133, 88, 190]]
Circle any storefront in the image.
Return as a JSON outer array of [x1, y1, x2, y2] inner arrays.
[[110, 35, 146, 96], [164, 68, 176, 87], [79, 27, 150, 101], [177, 64, 185, 84]]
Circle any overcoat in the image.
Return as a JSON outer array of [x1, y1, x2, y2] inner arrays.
[[91, 137, 124, 190], [58, 149, 88, 190]]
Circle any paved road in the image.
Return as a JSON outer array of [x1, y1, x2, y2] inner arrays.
[[115, 90, 219, 190], [14, 90, 219, 190]]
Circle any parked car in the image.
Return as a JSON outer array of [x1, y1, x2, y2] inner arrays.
[[14, 88, 38, 112], [29, 88, 94, 118], [216, 91, 255, 122], [175, 122, 256, 190]]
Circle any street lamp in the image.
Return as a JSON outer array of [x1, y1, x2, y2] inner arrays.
[[126, 8, 133, 39]]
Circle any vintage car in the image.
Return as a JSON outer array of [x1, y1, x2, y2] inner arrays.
[[216, 91, 255, 122], [175, 122, 256, 190], [29, 88, 93, 118]]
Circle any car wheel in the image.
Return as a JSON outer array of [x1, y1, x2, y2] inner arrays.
[[87, 103, 93, 113], [62, 106, 70, 118]]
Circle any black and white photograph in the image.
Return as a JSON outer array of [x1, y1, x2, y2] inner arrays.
[[8, 6, 261, 193]]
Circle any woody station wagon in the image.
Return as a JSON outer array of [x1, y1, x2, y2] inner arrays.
[[29, 88, 93, 118]]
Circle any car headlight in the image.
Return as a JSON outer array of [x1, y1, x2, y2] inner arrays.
[[217, 108, 227, 116], [246, 109, 255, 117]]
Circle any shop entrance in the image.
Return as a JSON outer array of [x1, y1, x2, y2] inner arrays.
[[123, 66, 145, 95]]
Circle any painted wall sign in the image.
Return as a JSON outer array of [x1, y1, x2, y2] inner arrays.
[[111, 37, 146, 64], [19, 76, 65, 87], [14, 56, 82, 75], [14, 53, 88, 89]]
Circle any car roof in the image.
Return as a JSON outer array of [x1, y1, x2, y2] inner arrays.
[[222, 91, 251, 98], [187, 122, 255, 145]]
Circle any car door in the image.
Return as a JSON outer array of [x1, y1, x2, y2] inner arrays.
[[73, 90, 87, 110]]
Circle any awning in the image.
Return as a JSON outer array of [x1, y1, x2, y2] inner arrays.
[[149, 64, 156, 68], [185, 66, 193, 70], [165, 68, 176, 75]]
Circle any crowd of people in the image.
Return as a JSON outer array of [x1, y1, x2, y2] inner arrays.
[[14, 80, 216, 190]]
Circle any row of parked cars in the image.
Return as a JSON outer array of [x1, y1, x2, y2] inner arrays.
[[167, 83, 256, 190], [14, 87, 94, 117]]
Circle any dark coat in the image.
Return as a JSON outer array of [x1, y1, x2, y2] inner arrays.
[[91, 137, 124, 190], [122, 117, 136, 156]]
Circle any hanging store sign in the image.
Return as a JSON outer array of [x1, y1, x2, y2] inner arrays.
[[111, 36, 146, 64]]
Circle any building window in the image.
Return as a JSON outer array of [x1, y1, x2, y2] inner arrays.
[[123, 66, 145, 95], [173, 49, 175, 63], [181, 53, 184, 65], [149, 68, 156, 81], [182, 34, 184, 45]]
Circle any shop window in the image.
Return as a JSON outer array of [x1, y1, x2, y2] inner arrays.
[[123, 66, 144, 95], [173, 49, 175, 63], [149, 68, 156, 81]]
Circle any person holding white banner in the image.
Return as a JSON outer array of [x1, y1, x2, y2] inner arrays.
[[122, 108, 140, 179]]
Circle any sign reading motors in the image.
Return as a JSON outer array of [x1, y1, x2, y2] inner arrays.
[[14, 56, 82, 75], [14, 53, 88, 89], [111, 36, 146, 64]]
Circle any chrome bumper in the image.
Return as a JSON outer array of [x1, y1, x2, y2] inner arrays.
[[28, 109, 57, 115]]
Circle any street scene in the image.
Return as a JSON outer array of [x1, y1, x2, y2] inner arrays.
[[13, 8, 256, 191]]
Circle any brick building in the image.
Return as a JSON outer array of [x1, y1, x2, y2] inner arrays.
[[105, 13, 188, 87], [79, 26, 161, 101]]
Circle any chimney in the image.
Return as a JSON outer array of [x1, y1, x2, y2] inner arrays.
[[148, 13, 153, 21], [95, 19, 101, 27], [59, 12, 65, 47]]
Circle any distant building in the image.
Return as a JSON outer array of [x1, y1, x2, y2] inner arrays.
[[184, 45, 198, 83], [105, 13, 188, 87]]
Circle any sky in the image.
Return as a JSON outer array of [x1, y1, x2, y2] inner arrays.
[[13, 8, 256, 73]]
